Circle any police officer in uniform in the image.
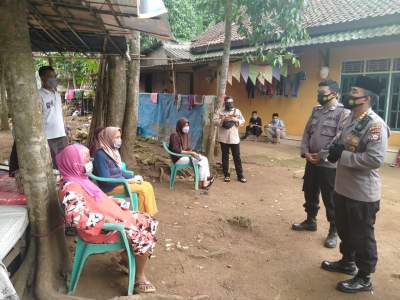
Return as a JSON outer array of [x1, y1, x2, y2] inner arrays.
[[292, 80, 349, 248], [321, 76, 389, 293]]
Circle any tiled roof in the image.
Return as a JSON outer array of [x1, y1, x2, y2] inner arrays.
[[163, 42, 193, 60], [192, 24, 400, 60], [191, 0, 400, 51]]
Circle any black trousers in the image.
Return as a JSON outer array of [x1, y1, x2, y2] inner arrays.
[[302, 162, 336, 223], [335, 193, 379, 275], [245, 125, 262, 137], [220, 142, 243, 178]]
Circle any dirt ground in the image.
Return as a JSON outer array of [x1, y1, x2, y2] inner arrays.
[[1, 130, 399, 300]]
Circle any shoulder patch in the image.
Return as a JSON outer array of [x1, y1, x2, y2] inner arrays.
[[368, 122, 382, 141]]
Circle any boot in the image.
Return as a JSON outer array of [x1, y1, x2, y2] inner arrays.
[[324, 223, 337, 248], [291, 217, 317, 231], [321, 259, 358, 275], [336, 273, 372, 293]]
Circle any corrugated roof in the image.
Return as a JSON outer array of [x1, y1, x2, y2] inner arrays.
[[27, 0, 172, 54], [191, 0, 400, 51], [192, 24, 400, 60]]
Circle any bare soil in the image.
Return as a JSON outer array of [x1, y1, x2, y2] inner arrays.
[[1, 130, 399, 300]]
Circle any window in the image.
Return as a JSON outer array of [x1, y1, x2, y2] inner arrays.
[[340, 58, 400, 130]]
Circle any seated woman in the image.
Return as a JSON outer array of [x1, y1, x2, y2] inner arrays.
[[169, 118, 214, 189], [57, 144, 157, 293], [92, 127, 158, 216]]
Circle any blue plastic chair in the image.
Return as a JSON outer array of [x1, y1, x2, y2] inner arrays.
[[162, 142, 199, 190]]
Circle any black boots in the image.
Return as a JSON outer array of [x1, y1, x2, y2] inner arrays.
[[336, 274, 373, 293], [321, 259, 358, 276], [324, 223, 337, 248], [291, 217, 317, 231]]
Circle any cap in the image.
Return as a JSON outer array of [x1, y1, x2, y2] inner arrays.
[[353, 76, 384, 95]]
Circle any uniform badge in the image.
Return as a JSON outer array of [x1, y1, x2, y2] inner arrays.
[[368, 123, 382, 141]]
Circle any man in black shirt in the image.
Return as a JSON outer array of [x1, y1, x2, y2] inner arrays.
[[243, 111, 262, 139]]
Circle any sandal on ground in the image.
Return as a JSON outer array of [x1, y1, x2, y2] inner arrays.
[[203, 176, 215, 189], [134, 281, 156, 293], [111, 256, 129, 275], [238, 177, 247, 183], [224, 176, 231, 182]]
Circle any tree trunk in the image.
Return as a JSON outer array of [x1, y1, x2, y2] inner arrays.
[[106, 55, 127, 128], [88, 55, 107, 145], [0, 58, 10, 130], [206, 0, 232, 162], [121, 32, 140, 163], [0, 1, 70, 299]]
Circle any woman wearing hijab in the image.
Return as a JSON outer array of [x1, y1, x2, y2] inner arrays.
[[57, 144, 157, 293], [169, 118, 214, 189], [92, 127, 158, 216]]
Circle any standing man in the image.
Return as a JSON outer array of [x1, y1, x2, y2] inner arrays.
[[321, 76, 389, 293], [292, 80, 349, 248], [242, 110, 262, 139], [38, 66, 68, 168], [215, 96, 247, 183], [266, 113, 286, 143]]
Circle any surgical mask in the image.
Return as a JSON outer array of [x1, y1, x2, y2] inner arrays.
[[225, 102, 233, 111], [47, 78, 58, 89], [182, 126, 190, 134], [341, 94, 366, 109], [252, 115, 257, 119], [84, 162, 93, 175], [113, 138, 122, 149], [317, 92, 334, 105]]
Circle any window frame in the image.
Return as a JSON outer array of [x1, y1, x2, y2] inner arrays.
[[340, 57, 400, 131]]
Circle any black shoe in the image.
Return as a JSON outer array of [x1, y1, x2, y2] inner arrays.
[[336, 275, 373, 293], [321, 259, 358, 276], [324, 223, 337, 248], [291, 218, 317, 231]]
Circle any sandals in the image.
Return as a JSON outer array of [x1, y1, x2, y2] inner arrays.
[[203, 176, 215, 189], [135, 281, 156, 293]]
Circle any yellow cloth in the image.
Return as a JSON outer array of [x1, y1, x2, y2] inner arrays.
[[109, 181, 158, 216]]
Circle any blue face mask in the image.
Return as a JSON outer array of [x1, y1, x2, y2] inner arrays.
[[47, 78, 58, 89]]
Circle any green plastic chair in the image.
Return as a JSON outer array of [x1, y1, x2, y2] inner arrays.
[[88, 162, 138, 212], [64, 162, 139, 295], [162, 141, 199, 190], [68, 223, 136, 295]]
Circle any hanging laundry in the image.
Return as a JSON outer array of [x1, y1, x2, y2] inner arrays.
[[65, 89, 74, 102], [194, 95, 203, 105], [257, 76, 265, 86], [188, 95, 195, 110], [150, 93, 158, 104], [232, 61, 242, 82], [246, 80, 255, 99], [280, 63, 288, 77], [248, 64, 258, 85], [175, 94, 182, 110], [203, 95, 215, 113], [283, 71, 307, 97], [272, 67, 281, 81], [241, 63, 250, 83]]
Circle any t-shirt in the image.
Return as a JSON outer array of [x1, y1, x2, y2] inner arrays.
[[39, 88, 66, 139]]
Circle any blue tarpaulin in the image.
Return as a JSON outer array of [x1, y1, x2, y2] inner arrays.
[[137, 93, 209, 151]]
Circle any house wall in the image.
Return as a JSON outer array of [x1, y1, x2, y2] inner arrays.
[[193, 41, 400, 148]]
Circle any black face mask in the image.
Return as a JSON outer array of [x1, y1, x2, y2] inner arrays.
[[225, 102, 233, 110], [341, 94, 367, 109], [317, 93, 334, 105]]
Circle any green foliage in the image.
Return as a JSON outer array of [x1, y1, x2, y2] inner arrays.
[[33, 53, 99, 88], [237, 0, 308, 67]]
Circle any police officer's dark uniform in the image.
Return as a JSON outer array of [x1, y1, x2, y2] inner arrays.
[[292, 80, 349, 248], [321, 76, 389, 293]]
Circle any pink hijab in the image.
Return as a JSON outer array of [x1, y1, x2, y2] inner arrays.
[[56, 144, 105, 201], [97, 127, 122, 168]]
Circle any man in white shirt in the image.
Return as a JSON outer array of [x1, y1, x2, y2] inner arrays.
[[38, 66, 68, 168], [214, 96, 247, 183]]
